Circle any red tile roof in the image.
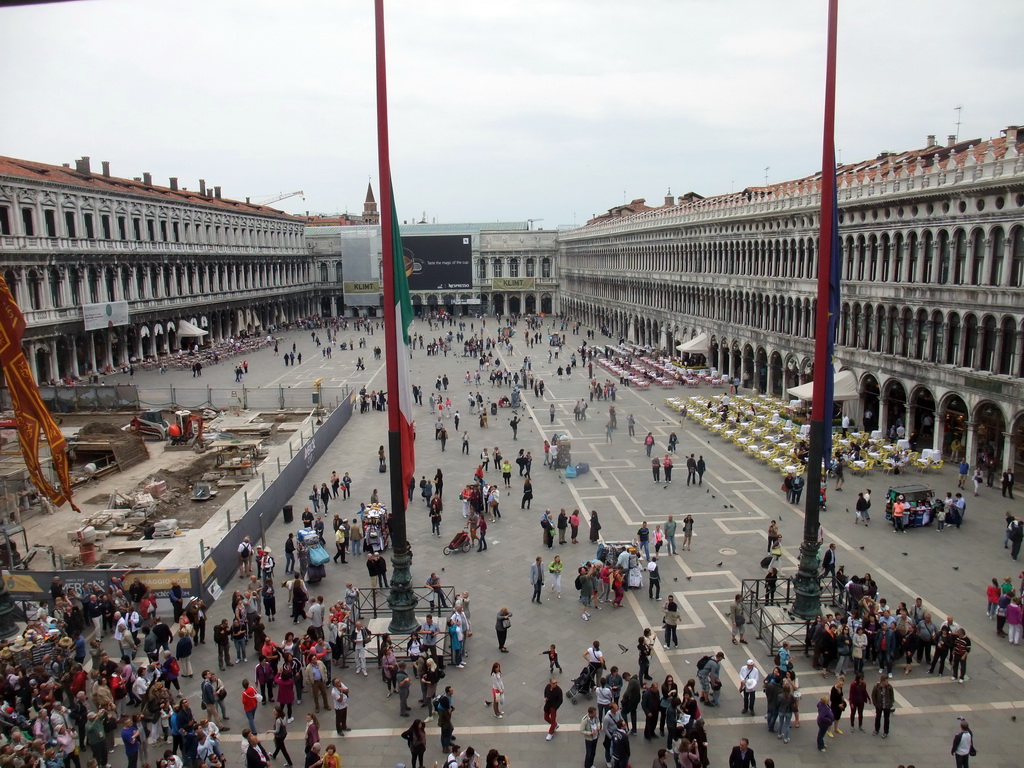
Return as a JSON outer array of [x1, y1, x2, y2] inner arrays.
[[583, 127, 1023, 228], [0, 155, 299, 221]]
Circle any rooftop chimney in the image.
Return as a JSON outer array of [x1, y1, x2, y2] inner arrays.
[[947, 135, 957, 148], [62, 163, 70, 168], [101, 161, 111, 177], [199, 179, 207, 196], [664, 189, 674, 206], [214, 186, 222, 199], [246, 197, 251, 204], [1005, 126, 1020, 145], [74, 156, 91, 174], [926, 135, 936, 148], [169, 177, 178, 191], [143, 172, 152, 186]]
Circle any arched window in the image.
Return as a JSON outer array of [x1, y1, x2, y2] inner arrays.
[[492, 258, 503, 278], [962, 314, 979, 369], [509, 258, 520, 278], [989, 227, 1005, 286], [525, 258, 536, 277], [892, 234, 904, 282], [26, 269, 42, 310], [1010, 227, 1024, 287], [980, 316, 997, 372], [945, 313, 961, 365], [921, 231, 934, 283], [952, 229, 967, 284], [937, 230, 951, 284], [999, 317, 1016, 375], [48, 267, 62, 308], [907, 232, 919, 282], [477, 259, 487, 280], [970, 229, 985, 285]]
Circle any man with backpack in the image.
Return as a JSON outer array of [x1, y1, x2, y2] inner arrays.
[[434, 686, 455, 750], [237, 537, 254, 579], [697, 651, 725, 706]]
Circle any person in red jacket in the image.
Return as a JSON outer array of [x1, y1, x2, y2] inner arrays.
[[242, 679, 260, 733]]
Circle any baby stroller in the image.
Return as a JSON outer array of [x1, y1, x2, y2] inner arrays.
[[443, 529, 472, 555], [566, 665, 597, 703]]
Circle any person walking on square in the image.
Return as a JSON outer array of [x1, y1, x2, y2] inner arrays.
[[727, 737, 756, 768], [686, 454, 697, 485], [1003, 468, 1015, 499], [665, 515, 678, 555], [951, 720, 976, 768], [958, 459, 970, 489], [682, 514, 694, 551], [651, 458, 661, 483], [739, 659, 760, 715], [542, 677, 562, 739], [663, 455, 673, 483], [871, 674, 894, 737], [696, 455, 706, 485], [580, 706, 601, 767], [530, 557, 545, 603], [495, 607, 512, 652], [484, 662, 505, 718]]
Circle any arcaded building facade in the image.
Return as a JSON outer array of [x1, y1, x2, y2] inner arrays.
[[0, 156, 313, 382], [558, 127, 1024, 467]]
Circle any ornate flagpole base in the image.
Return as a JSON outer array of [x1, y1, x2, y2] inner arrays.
[[387, 548, 419, 633]]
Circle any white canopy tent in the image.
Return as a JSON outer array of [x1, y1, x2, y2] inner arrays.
[[676, 332, 709, 355], [787, 369, 859, 402], [176, 319, 208, 338]]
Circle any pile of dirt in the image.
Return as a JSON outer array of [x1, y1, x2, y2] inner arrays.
[[79, 422, 127, 437]]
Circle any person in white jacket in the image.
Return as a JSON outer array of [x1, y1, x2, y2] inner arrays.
[[739, 659, 761, 715]]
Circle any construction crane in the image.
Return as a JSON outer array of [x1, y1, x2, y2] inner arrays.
[[527, 218, 544, 230], [256, 190, 305, 206]]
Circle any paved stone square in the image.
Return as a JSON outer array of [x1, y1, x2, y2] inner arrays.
[[100, 318, 1023, 768]]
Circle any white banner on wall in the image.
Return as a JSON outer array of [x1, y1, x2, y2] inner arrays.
[[82, 301, 130, 331]]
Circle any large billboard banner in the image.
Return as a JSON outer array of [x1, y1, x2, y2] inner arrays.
[[403, 235, 473, 291], [491, 277, 536, 290], [83, 301, 129, 331]]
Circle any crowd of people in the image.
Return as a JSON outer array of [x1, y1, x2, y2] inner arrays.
[[13, 310, 1008, 768]]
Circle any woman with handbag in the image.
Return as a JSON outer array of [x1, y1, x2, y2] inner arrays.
[[828, 675, 846, 737], [400, 719, 427, 768], [848, 673, 868, 732], [484, 662, 505, 718], [495, 607, 512, 653]]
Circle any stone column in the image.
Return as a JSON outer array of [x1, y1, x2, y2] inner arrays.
[[880, 396, 891, 434], [963, 420, 977, 465], [26, 343, 40, 384], [1002, 431, 1015, 471], [70, 339, 80, 379], [104, 330, 113, 369], [993, 328, 1006, 374], [88, 332, 97, 374], [48, 339, 59, 381]]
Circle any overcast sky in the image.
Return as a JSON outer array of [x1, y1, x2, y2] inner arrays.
[[2, 0, 1021, 228]]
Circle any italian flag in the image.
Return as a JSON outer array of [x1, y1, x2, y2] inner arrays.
[[390, 195, 416, 495]]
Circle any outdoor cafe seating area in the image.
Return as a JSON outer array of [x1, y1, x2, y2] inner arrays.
[[597, 342, 727, 389], [666, 392, 944, 476]]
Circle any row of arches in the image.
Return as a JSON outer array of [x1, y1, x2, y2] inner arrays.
[[26, 299, 316, 384], [561, 222, 1024, 287], [5, 259, 313, 313], [562, 297, 1024, 467]]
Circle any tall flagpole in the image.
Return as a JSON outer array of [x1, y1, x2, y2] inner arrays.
[[793, 0, 839, 620], [375, 0, 418, 633]]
